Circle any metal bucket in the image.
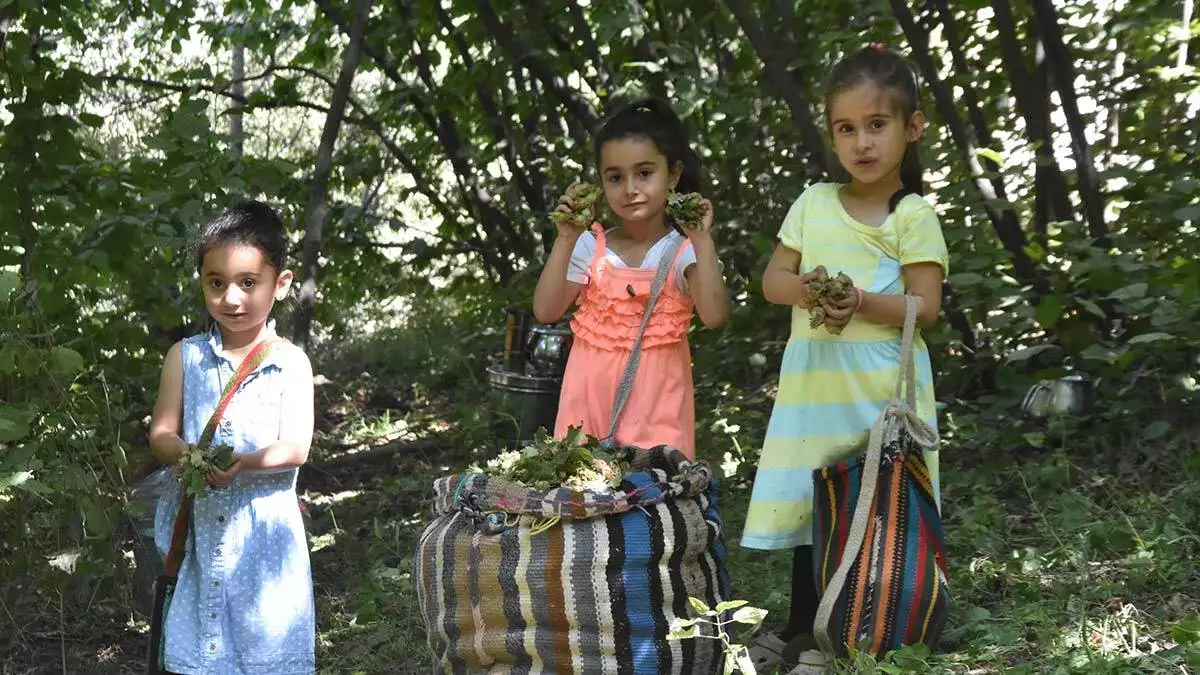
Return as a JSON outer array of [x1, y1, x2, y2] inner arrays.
[[487, 365, 562, 448], [127, 466, 172, 617]]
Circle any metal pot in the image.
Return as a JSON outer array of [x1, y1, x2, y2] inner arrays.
[[486, 366, 562, 449], [1020, 374, 1097, 420], [525, 321, 573, 378]]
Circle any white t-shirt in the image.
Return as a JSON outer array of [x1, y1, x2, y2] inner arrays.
[[567, 230, 697, 293]]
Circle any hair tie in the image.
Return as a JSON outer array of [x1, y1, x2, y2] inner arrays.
[[869, 42, 886, 51]]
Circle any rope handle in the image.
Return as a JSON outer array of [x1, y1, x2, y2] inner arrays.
[[163, 338, 279, 577], [604, 233, 687, 446], [813, 295, 934, 656]]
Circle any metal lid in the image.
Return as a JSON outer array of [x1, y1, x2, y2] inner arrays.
[[486, 365, 561, 391]]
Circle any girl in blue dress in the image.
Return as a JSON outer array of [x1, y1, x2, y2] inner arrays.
[[149, 201, 316, 674]]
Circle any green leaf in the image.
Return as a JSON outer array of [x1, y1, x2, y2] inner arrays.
[[1006, 345, 1059, 362], [688, 596, 713, 616], [731, 606, 769, 625], [715, 599, 749, 613], [1108, 283, 1148, 301], [0, 407, 31, 442], [1081, 344, 1123, 362], [1035, 295, 1064, 329], [0, 442, 39, 470], [0, 270, 18, 300], [948, 272, 985, 286], [1128, 332, 1174, 344], [79, 112, 105, 128], [0, 471, 34, 490], [50, 346, 84, 375], [732, 647, 758, 675], [1076, 298, 1107, 319], [666, 623, 700, 641], [82, 498, 111, 538], [1173, 205, 1200, 221], [976, 147, 1004, 165], [1142, 421, 1172, 441], [621, 60, 664, 74], [1170, 618, 1200, 646]]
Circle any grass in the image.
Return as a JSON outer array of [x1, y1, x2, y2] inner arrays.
[[298, 320, 1200, 675], [3, 308, 1198, 674]]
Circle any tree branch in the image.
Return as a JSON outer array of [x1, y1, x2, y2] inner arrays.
[[433, 1, 547, 219], [395, 0, 527, 267], [293, 0, 370, 352], [990, 0, 1074, 236], [890, 0, 1046, 294], [1030, 0, 1109, 248], [627, 0, 668, 100], [473, 0, 599, 129], [723, 1, 827, 168], [566, 0, 610, 100]]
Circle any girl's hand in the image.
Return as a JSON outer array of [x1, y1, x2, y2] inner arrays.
[[820, 277, 862, 327], [169, 443, 195, 473], [684, 197, 716, 242], [796, 270, 823, 309], [551, 182, 591, 239], [206, 458, 242, 488]]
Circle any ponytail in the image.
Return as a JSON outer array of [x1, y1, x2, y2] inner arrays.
[[889, 142, 925, 212]]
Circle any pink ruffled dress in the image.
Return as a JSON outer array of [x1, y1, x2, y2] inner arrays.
[[554, 225, 697, 459]]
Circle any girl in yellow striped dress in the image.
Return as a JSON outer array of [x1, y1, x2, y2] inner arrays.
[[742, 45, 950, 672]]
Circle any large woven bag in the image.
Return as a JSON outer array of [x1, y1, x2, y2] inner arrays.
[[414, 446, 731, 674], [812, 296, 951, 658]]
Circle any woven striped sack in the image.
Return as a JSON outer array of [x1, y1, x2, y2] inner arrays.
[[414, 445, 731, 674], [812, 296, 950, 658]]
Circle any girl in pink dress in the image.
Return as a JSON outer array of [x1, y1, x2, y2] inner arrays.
[[533, 98, 730, 459]]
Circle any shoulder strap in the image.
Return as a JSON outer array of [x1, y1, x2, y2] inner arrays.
[[813, 296, 937, 655], [163, 338, 278, 577], [603, 233, 686, 446]]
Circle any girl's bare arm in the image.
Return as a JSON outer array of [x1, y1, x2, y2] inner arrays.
[[149, 342, 188, 464]]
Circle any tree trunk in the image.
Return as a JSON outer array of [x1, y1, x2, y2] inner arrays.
[[316, 0, 519, 279], [229, 20, 245, 163], [990, 0, 1073, 236], [1181, 0, 1195, 68], [723, 1, 827, 168], [293, 0, 370, 352], [1030, 0, 1108, 248], [628, 0, 668, 100], [475, 0, 599, 130], [433, 1, 546, 220], [521, 0, 589, 78], [15, 23, 42, 311], [931, 0, 999, 158], [566, 1, 610, 100], [890, 0, 1045, 294], [396, 0, 530, 264]]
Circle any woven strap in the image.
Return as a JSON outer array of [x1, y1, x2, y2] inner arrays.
[[813, 295, 939, 656], [604, 234, 686, 447], [162, 338, 278, 577]]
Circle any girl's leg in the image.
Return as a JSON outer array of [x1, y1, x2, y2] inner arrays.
[[783, 545, 818, 640]]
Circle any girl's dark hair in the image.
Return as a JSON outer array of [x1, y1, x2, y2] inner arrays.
[[824, 46, 924, 212], [194, 200, 288, 272], [594, 97, 704, 196]]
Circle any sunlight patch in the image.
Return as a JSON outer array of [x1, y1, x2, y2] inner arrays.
[[305, 489, 362, 507]]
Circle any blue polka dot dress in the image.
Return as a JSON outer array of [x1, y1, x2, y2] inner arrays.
[[154, 323, 316, 674]]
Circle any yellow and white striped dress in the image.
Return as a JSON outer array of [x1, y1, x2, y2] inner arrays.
[[741, 182, 949, 550]]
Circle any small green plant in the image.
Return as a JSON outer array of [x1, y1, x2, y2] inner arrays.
[[668, 596, 769, 674], [178, 442, 234, 497], [472, 426, 631, 492]]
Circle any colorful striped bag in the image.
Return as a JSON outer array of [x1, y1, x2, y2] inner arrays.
[[414, 446, 731, 674], [812, 296, 950, 658]]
